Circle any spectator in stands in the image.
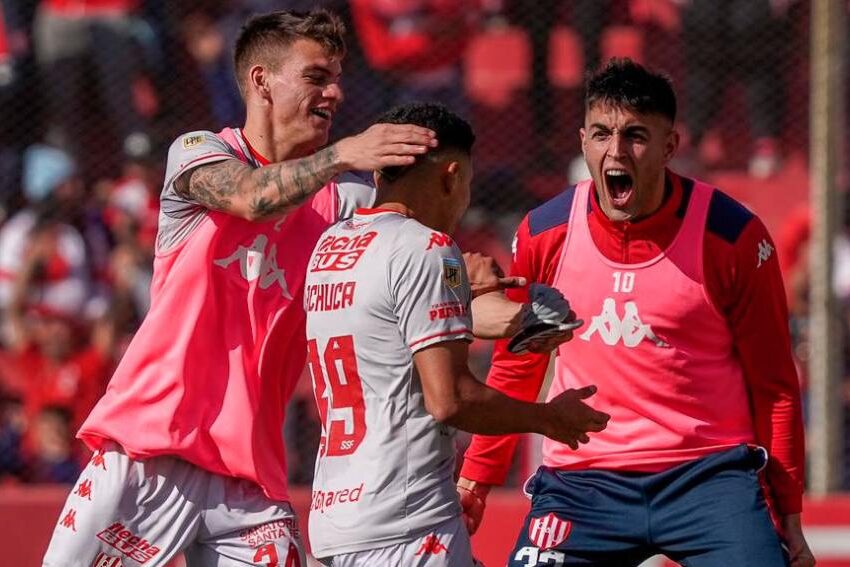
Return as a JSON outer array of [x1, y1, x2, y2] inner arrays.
[[676, 0, 792, 178], [32, 0, 154, 178], [2, 226, 113, 437], [0, 145, 92, 335], [0, 0, 40, 216], [26, 406, 81, 483], [350, 0, 478, 117], [0, 393, 25, 481]]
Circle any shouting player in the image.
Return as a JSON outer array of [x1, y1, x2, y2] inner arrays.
[[458, 59, 815, 567], [43, 10, 438, 566], [304, 103, 610, 566]]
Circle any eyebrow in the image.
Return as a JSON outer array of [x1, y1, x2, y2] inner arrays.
[[302, 64, 340, 78], [589, 123, 651, 135]]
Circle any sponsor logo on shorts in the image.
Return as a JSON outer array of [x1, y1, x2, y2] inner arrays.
[[91, 552, 124, 567], [182, 134, 205, 148], [442, 257, 462, 288], [528, 512, 572, 551], [311, 483, 364, 514], [310, 232, 377, 272], [96, 522, 161, 564], [239, 518, 300, 548], [415, 533, 448, 555]]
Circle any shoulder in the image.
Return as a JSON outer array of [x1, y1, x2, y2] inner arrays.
[[334, 171, 376, 220], [168, 130, 230, 152], [703, 185, 758, 245], [527, 184, 577, 237]]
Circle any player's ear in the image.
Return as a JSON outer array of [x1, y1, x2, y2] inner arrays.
[[664, 128, 680, 163], [443, 161, 460, 196], [249, 65, 271, 102]]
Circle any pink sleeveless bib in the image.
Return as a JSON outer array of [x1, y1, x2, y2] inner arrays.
[[79, 128, 339, 500], [544, 180, 754, 471]]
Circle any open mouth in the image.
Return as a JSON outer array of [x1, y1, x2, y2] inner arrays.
[[604, 169, 634, 206], [310, 108, 332, 122]]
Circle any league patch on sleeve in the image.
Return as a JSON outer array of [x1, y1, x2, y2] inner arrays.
[[182, 134, 206, 149], [442, 257, 463, 288]]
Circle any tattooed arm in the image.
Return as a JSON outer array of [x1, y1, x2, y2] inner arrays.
[[175, 146, 341, 221], [174, 123, 438, 221]]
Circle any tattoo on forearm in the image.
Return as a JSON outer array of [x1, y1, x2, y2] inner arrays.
[[250, 145, 338, 218], [180, 146, 339, 219]]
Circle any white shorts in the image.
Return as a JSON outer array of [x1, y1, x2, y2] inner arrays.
[[319, 516, 477, 567], [42, 444, 306, 567]]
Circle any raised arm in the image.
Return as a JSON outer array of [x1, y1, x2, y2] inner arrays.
[[175, 123, 436, 221]]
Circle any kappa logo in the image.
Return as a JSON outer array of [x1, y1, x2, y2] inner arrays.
[[91, 552, 124, 567], [427, 232, 453, 250], [528, 513, 572, 551], [96, 522, 161, 564], [579, 297, 669, 348], [90, 449, 107, 470], [442, 257, 463, 288], [74, 478, 93, 500], [415, 533, 448, 555], [757, 238, 774, 268], [60, 509, 78, 532], [214, 234, 292, 299]]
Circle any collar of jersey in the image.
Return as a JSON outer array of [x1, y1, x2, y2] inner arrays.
[[355, 207, 409, 217], [240, 131, 271, 166]]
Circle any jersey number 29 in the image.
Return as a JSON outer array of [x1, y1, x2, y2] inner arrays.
[[307, 335, 367, 457]]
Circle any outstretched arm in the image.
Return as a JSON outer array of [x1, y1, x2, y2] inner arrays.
[[175, 123, 436, 221]]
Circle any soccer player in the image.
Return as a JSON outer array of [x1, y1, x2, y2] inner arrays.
[[304, 102, 611, 566], [42, 10, 439, 567], [457, 59, 815, 567]]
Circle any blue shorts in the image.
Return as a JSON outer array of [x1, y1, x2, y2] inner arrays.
[[508, 445, 789, 566]]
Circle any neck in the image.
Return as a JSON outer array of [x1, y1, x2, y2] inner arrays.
[[242, 106, 316, 163], [374, 191, 449, 233]]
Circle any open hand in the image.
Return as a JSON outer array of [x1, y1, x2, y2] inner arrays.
[[335, 123, 437, 172], [542, 385, 610, 449]]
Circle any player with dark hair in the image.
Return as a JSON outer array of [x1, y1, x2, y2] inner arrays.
[[305, 102, 609, 566], [42, 9, 439, 566], [458, 59, 815, 567]]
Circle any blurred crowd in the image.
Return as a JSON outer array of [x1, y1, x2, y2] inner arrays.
[[0, 0, 842, 488]]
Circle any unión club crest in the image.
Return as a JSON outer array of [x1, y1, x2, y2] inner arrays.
[[528, 512, 572, 551]]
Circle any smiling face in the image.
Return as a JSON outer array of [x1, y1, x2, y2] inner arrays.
[[580, 102, 679, 222], [263, 38, 343, 153]]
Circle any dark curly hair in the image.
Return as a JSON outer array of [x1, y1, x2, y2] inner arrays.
[[375, 102, 475, 182], [585, 58, 677, 122]]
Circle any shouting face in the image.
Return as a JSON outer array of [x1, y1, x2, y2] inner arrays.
[[580, 103, 678, 222]]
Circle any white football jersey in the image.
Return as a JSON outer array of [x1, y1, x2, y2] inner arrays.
[[304, 209, 473, 558]]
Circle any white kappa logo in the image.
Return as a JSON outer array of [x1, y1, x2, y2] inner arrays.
[[214, 234, 293, 299], [756, 238, 774, 268], [579, 297, 669, 348]]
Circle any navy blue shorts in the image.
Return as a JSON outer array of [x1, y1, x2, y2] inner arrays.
[[508, 445, 789, 566]]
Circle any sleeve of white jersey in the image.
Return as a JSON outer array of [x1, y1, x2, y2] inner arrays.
[[161, 131, 240, 218], [157, 131, 241, 251], [390, 228, 474, 353], [334, 171, 376, 221]]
